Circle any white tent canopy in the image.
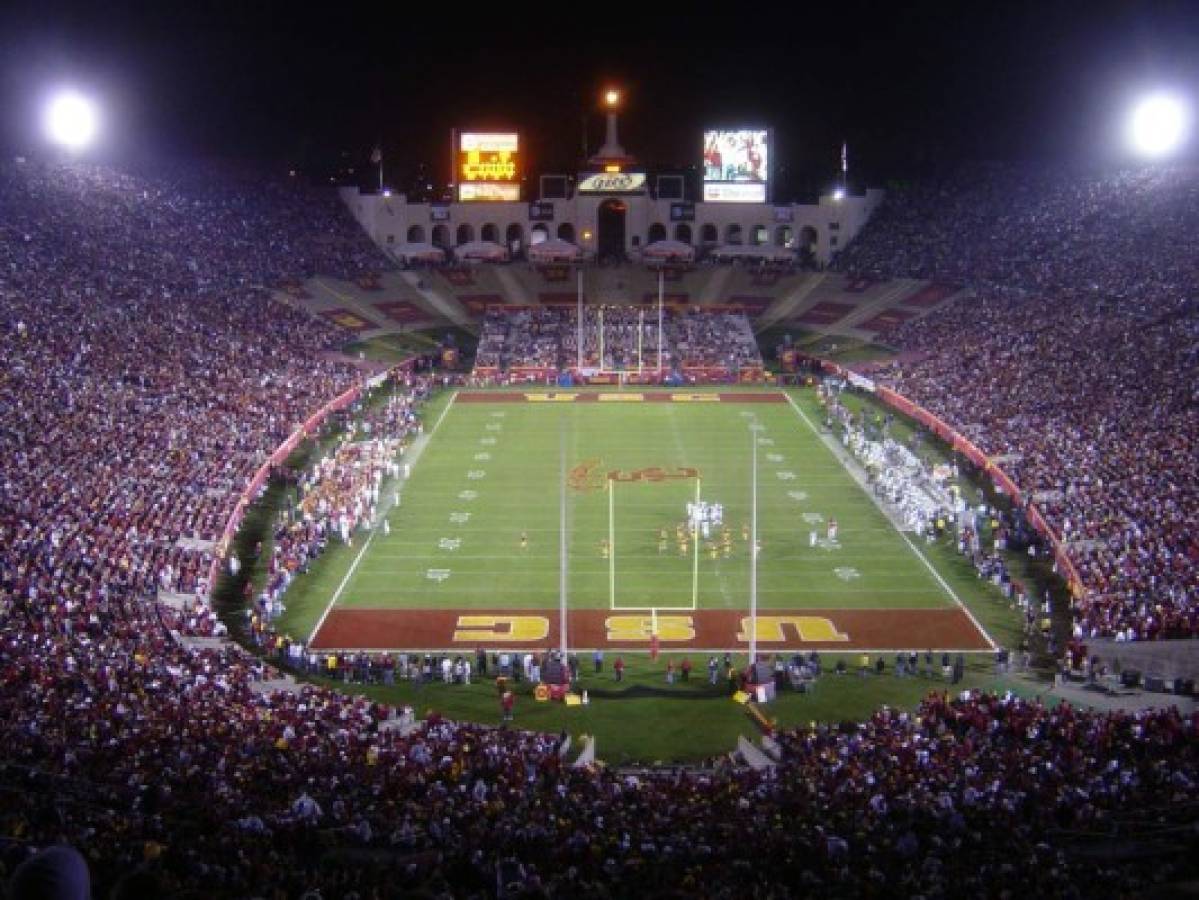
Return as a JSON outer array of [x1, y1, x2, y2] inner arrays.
[[392, 242, 445, 263], [641, 239, 696, 262], [527, 238, 581, 263], [455, 240, 509, 262], [712, 244, 794, 261]]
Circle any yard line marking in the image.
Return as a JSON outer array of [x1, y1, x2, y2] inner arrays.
[[783, 391, 998, 651], [308, 390, 458, 645]]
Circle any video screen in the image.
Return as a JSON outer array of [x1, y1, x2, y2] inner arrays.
[[703, 129, 769, 202]]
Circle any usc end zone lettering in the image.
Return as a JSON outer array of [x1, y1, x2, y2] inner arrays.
[[452, 615, 549, 642], [524, 393, 578, 402], [671, 393, 720, 402], [736, 616, 849, 643], [605, 615, 695, 642]]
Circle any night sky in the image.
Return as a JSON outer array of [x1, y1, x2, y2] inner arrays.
[[1, 0, 1197, 199]]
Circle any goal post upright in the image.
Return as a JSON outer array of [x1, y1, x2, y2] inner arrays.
[[608, 474, 616, 611], [559, 417, 569, 655], [749, 418, 759, 664], [691, 475, 701, 610]]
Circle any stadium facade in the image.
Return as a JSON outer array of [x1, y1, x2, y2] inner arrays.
[[339, 185, 883, 267]]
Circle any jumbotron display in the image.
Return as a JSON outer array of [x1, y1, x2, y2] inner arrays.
[[703, 128, 769, 202], [457, 132, 520, 202]]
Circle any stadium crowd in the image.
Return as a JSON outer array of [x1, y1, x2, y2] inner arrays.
[[1, 158, 1196, 897], [835, 163, 1199, 640], [475, 305, 763, 374]]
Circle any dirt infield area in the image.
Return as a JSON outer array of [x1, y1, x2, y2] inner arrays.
[[310, 608, 993, 652], [455, 392, 787, 404]]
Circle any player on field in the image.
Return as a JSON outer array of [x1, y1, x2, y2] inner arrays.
[[520, 531, 528, 550], [658, 529, 668, 555], [827, 517, 838, 542], [741, 521, 750, 542], [600, 539, 610, 559]]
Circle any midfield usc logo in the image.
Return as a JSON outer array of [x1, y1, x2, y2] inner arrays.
[[568, 459, 700, 493]]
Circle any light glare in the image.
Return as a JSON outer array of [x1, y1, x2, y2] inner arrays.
[[44, 91, 98, 150], [1129, 93, 1189, 158]]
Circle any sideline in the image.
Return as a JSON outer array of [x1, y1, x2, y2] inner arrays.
[[783, 391, 999, 651], [307, 390, 459, 644]]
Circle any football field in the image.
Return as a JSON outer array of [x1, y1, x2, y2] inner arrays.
[[308, 389, 995, 653]]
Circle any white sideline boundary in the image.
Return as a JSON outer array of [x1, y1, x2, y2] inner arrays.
[[307, 391, 459, 645], [783, 392, 999, 651]]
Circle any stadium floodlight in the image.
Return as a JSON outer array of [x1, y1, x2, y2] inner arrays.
[[1128, 92, 1190, 158], [604, 88, 621, 108], [43, 90, 99, 151], [832, 187, 846, 200]]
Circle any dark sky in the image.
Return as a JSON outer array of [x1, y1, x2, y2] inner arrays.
[[1, 0, 1197, 198]]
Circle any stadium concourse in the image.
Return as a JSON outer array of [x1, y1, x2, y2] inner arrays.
[[0, 158, 1197, 897]]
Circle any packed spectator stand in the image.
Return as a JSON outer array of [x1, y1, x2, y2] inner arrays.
[[835, 163, 1199, 641], [0, 159, 1196, 897]]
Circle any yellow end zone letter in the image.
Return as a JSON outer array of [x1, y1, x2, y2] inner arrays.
[[452, 615, 550, 642], [525, 393, 578, 402], [605, 615, 695, 642], [737, 616, 849, 643]]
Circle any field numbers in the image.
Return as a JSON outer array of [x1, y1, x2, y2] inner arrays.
[[486, 423, 503, 431], [438, 537, 461, 551], [450, 512, 471, 524], [766, 453, 784, 463], [425, 568, 452, 583], [757, 437, 775, 446], [480, 437, 497, 445], [467, 470, 486, 480], [458, 490, 478, 501], [787, 490, 809, 502], [802, 512, 824, 524], [474, 452, 491, 461], [834, 567, 860, 581], [776, 471, 796, 481]]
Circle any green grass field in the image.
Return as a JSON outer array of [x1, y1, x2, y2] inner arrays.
[[344, 394, 950, 614]]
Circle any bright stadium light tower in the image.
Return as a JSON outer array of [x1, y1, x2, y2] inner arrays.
[[44, 90, 99, 151], [1128, 92, 1190, 159]]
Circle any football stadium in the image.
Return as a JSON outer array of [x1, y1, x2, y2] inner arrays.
[[1, 4, 1198, 897]]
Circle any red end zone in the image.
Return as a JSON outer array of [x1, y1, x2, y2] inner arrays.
[[310, 608, 992, 652], [455, 392, 787, 403]]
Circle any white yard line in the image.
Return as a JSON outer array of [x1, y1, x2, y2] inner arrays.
[[783, 392, 999, 651], [307, 391, 459, 645]]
